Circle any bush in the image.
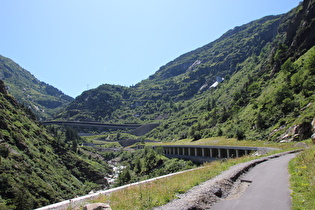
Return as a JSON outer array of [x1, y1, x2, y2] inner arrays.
[[235, 129, 245, 140], [0, 145, 9, 158]]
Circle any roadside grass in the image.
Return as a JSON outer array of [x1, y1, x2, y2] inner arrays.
[[88, 159, 245, 209], [82, 135, 297, 150], [87, 147, 301, 210], [77, 136, 309, 209], [289, 145, 315, 210]]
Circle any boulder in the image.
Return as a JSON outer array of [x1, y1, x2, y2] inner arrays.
[[295, 122, 313, 140], [83, 203, 111, 210], [276, 122, 313, 142]]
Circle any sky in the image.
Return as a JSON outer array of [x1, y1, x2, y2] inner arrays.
[[0, 0, 301, 98]]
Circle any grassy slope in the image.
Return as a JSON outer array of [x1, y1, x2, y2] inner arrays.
[[289, 145, 315, 209]]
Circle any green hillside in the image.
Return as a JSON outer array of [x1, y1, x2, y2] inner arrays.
[[0, 80, 111, 209], [58, 0, 315, 143], [0, 55, 73, 120], [1, 0, 315, 209], [57, 14, 284, 122]]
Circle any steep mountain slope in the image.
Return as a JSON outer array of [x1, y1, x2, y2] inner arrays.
[[0, 55, 73, 120], [0, 80, 111, 209], [59, 84, 129, 121], [147, 0, 315, 141], [58, 0, 315, 142], [139, 15, 282, 99], [58, 14, 284, 122]]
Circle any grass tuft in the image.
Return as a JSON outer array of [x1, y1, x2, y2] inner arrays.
[[289, 145, 315, 210]]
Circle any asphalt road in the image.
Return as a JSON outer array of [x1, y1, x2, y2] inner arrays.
[[211, 153, 296, 210]]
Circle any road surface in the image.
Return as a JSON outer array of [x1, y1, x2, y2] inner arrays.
[[211, 153, 296, 210]]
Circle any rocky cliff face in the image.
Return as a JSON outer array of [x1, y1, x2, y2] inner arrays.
[[285, 0, 315, 58]]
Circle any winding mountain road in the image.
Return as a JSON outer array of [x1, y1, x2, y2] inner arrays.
[[211, 153, 296, 210]]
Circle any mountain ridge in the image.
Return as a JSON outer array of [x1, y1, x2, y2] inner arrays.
[[57, 0, 315, 143], [0, 55, 73, 120], [1, 0, 315, 209]]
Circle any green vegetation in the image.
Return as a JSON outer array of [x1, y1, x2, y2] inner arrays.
[[60, 84, 128, 121], [56, 0, 315, 146], [85, 147, 299, 210], [1, 0, 315, 209], [115, 147, 195, 186], [289, 144, 315, 209], [0, 85, 111, 209], [88, 159, 246, 209], [0, 55, 73, 120], [57, 14, 285, 123]]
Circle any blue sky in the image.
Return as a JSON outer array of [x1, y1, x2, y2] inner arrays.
[[1, 0, 301, 97]]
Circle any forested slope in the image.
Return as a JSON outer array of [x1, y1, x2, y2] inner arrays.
[[0, 80, 111, 209]]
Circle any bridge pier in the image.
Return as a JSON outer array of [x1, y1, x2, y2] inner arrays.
[[218, 149, 221, 158]]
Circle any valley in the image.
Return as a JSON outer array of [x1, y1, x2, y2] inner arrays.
[[1, 0, 315, 209]]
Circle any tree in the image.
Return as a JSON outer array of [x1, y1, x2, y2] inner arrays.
[[65, 127, 80, 151], [192, 131, 202, 141], [133, 159, 141, 174], [274, 85, 292, 104], [155, 146, 164, 155], [255, 112, 265, 129], [235, 128, 245, 140], [117, 169, 131, 186], [220, 107, 230, 123], [217, 127, 223, 136], [281, 58, 297, 73], [305, 53, 315, 74]]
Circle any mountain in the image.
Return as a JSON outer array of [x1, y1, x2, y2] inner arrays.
[[140, 14, 281, 99], [0, 55, 73, 120], [1, 0, 314, 208], [0, 80, 111, 209], [57, 14, 283, 122], [58, 0, 315, 142], [58, 84, 129, 121]]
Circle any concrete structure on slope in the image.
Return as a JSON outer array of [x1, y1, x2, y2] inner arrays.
[[42, 121, 159, 135], [154, 145, 275, 163]]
